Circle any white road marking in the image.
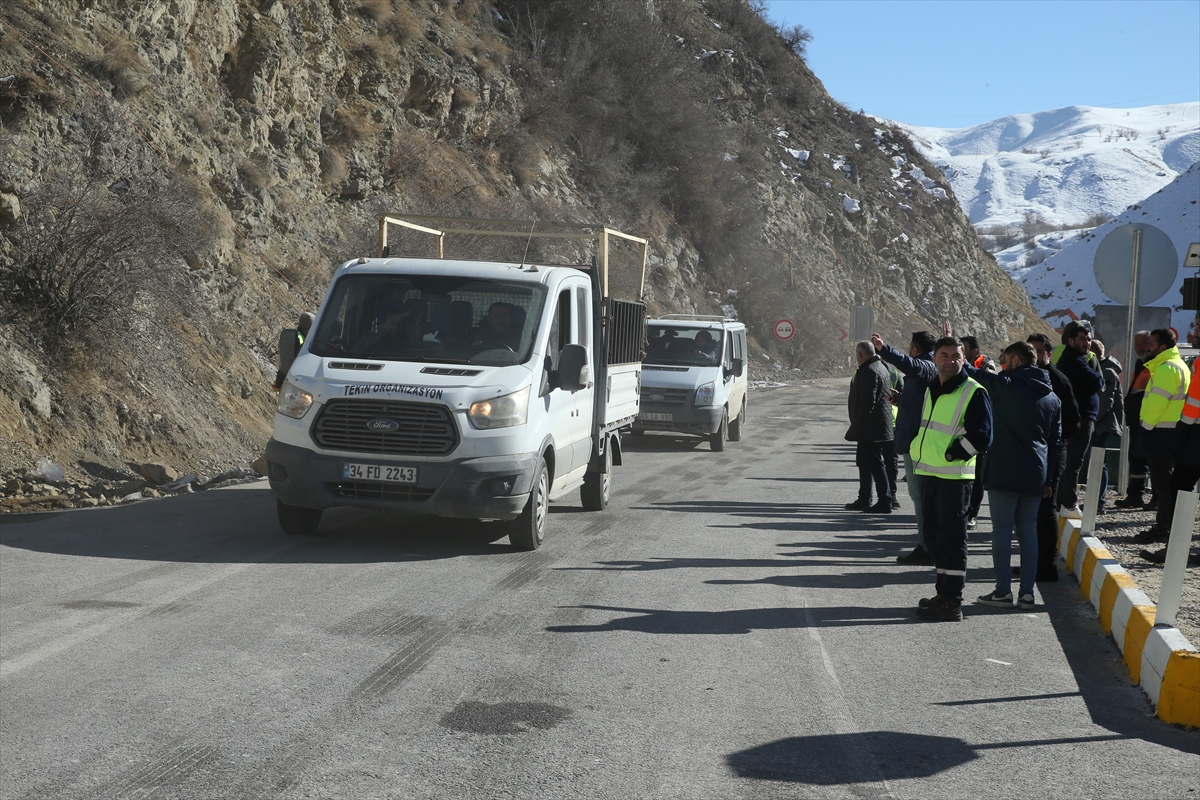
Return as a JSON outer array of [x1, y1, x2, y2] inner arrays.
[[1, 545, 294, 680]]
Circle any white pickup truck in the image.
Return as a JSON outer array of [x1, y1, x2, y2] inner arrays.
[[266, 216, 648, 549]]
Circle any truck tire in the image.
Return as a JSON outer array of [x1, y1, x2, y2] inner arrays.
[[508, 457, 549, 550], [710, 409, 728, 452], [580, 441, 611, 511], [277, 499, 323, 536], [728, 399, 746, 442]]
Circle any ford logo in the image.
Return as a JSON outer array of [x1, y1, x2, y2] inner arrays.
[[650, 393, 666, 401], [367, 418, 400, 432]]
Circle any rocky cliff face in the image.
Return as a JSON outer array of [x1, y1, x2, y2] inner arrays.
[[0, 0, 1046, 485]]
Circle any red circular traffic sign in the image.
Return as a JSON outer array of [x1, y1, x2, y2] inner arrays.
[[774, 319, 795, 341]]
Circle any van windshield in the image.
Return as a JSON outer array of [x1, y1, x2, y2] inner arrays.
[[644, 326, 723, 368], [309, 274, 546, 366]]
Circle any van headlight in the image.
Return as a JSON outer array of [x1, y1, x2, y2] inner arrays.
[[277, 382, 314, 419], [695, 381, 716, 407], [468, 386, 530, 429]]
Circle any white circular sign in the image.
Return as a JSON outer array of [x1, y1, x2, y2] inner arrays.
[[1093, 223, 1179, 305], [774, 319, 795, 341]]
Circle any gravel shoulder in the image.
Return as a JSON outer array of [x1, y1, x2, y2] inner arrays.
[[1089, 492, 1200, 647]]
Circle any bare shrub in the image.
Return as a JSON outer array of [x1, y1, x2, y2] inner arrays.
[[1082, 212, 1111, 228], [334, 105, 378, 142], [1, 107, 216, 345]]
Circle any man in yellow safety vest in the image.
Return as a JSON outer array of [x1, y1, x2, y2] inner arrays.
[[911, 337, 993, 622], [1133, 328, 1191, 543]]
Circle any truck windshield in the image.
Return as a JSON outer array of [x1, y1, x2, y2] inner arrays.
[[309, 274, 547, 366], [644, 326, 723, 368]]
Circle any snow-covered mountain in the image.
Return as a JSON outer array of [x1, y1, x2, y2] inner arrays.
[[892, 103, 1199, 230], [1005, 164, 1199, 339]]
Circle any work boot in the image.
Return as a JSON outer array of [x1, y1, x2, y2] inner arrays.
[[864, 499, 893, 514], [1134, 527, 1169, 544], [1116, 479, 1147, 508], [897, 546, 934, 565], [916, 596, 963, 622], [845, 498, 871, 511]]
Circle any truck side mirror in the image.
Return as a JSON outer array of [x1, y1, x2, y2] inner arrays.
[[278, 328, 300, 377], [557, 344, 588, 392], [729, 357, 744, 377]]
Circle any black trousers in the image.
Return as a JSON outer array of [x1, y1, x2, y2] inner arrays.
[[1037, 442, 1068, 578], [855, 441, 891, 504], [882, 440, 899, 503], [920, 476, 972, 603], [1150, 457, 1176, 533], [1057, 420, 1095, 509]]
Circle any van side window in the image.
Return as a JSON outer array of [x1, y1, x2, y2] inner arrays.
[[724, 332, 734, 369], [734, 331, 745, 374]]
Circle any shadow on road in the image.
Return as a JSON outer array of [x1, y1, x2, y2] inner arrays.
[[726, 730, 1134, 785], [0, 487, 519, 563], [546, 604, 916, 633]]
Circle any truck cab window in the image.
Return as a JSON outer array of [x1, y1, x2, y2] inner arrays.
[[546, 289, 572, 370]]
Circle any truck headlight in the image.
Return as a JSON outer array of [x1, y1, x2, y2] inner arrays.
[[468, 386, 530, 429], [695, 381, 715, 407], [277, 382, 314, 419]]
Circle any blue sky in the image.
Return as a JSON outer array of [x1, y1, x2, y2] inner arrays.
[[763, 0, 1200, 128]]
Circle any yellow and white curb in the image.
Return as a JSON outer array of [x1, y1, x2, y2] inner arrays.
[[1057, 517, 1200, 727]]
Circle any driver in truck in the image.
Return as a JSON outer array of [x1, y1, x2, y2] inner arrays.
[[475, 302, 523, 350]]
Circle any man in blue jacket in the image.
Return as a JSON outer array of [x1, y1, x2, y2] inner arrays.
[[1055, 320, 1104, 516], [872, 331, 938, 564], [966, 342, 1061, 610]]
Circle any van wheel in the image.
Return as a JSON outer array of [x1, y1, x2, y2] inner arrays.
[[710, 409, 728, 452], [580, 442, 611, 511], [277, 499, 323, 536], [508, 457, 549, 550], [729, 399, 746, 442]]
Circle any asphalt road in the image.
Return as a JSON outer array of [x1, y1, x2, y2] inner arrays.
[[2, 380, 1197, 799]]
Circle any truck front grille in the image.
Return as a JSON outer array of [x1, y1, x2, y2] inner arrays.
[[640, 388, 689, 407], [327, 482, 436, 502], [311, 399, 458, 456]]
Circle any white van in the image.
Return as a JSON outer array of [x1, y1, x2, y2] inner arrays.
[[632, 315, 748, 450], [266, 216, 648, 549]]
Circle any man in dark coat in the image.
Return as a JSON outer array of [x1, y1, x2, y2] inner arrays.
[[1055, 320, 1105, 515], [873, 331, 938, 562], [845, 341, 895, 513], [1028, 332, 1079, 582], [1116, 331, 1153, 508], [966, 342, 1061, 610]]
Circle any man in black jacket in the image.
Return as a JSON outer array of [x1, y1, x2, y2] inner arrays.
[[845, 341, 895, 513], [1028, 333, 1079, 582], [872, 331, 938, 563], [1054, 321, 1105, 516]]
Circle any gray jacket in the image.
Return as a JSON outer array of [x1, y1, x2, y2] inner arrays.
[[1094, 355, 1123, 437]]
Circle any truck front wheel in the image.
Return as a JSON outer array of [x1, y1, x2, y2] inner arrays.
[[277, 499, 323, 536], [508, 457, 549, 550], [729, 398, 746, 442], [580, 441, 611, 511], [710, 409, 728, 452]]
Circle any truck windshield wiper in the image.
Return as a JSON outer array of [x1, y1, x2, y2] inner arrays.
[[312, 337, 352, 355]]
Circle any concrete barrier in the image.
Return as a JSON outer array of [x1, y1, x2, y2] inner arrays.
[[1056, 516, 1200, 728]]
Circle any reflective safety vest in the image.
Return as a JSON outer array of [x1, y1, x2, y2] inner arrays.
[[1140, 346, 1190, 431], [1179, 359, 1200, 426], [1052, 344, 1099, 370], [910, 377, 984, 479]]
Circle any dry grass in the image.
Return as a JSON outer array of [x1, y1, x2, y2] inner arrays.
[[384, 2, 424, 45], [98, 38, 150, 97], [335, 105, 378, 142], [356, 0, 394, 24], [319, 147, 348, 187]]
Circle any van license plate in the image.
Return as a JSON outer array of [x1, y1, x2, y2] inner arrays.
[[342, 463, 417, 483], [640, 412, 673, 421]]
